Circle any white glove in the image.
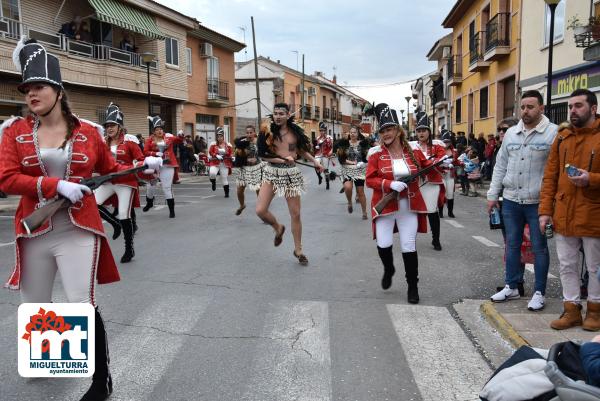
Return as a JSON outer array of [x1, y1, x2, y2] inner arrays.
[[155, 152, 163, 157], [143, 168, 156, 175], [144, 156, 163, 171], [315, 145, 320, 149], [390, 181, 408, 192], [441, 157, 452, 167], [57, 180, 91, 203], [356, 161, 365, 169], [445, 163, 454, 169], [216, 155, 223, 161]]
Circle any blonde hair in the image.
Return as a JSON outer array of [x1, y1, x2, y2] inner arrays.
[[387, 126, 420, 168]]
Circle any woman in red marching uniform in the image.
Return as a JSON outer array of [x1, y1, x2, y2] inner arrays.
[[143, 116, 183, 218], [95, 103, 145, 263], [0, 38, 161, 401], [409, 111, 447, 251], [366, 103, 449, 304], [208, 127, 233, 197], [439, 138, 461, 218]]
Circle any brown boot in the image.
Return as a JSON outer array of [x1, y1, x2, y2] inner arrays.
[[583, 302, 600, 331], [550, 302, 583, 330]]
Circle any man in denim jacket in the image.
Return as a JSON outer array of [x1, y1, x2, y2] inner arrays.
[[488, 90, 558, 311]]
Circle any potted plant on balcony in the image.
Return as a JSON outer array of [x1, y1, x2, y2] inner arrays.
[[567, 15, 588, 36]]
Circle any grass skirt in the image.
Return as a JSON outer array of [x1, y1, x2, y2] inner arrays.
[[235, 162, 265, 191], [262, 163, 305, 198]]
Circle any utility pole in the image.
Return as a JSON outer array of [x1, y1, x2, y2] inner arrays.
[[251, 17, 261, 126], [301, 54, 305, 125]]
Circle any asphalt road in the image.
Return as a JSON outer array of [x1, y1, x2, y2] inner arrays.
[[0, 169, 562, 401]]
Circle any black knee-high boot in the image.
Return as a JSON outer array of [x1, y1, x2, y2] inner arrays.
[[224, 185, 229, 198], [80, 308, 112, 401], [438, 204, 444, 218], [97, 205, 121, 240], [447, 199, 455, 218], [210, 178, 216, 191], [402, 252, 419, 304], [142, 196, 154, 212], [377, 246, 395, 290], [120, 219, 134, 263], [428, 212, 442, 251], [325, 175, 330, 190], [167, 198, 175, 218], [130, 208, 138, 234], [315, 169, 323, 185]]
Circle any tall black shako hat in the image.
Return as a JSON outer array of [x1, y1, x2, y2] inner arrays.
[[319, 122, 327, 131], [13, 37, 63, 93], [373, 103, 399, 133], [147, 115, 164, 131], [104, 102, 124, 127], [216, 126, 225, 137], [415, 110, 431, 131]]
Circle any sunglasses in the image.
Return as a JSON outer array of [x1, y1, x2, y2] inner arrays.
[[497, 127, 508, 132]]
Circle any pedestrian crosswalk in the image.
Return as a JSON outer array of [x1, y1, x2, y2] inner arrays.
[[42, 298, 492, 401]]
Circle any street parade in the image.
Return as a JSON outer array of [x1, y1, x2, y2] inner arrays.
[[1, 1, 600, 400]]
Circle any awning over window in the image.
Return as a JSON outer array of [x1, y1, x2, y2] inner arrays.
[[88, 0, 165, 40]]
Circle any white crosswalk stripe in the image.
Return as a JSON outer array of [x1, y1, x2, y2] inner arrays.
[[241, 300, 332, 401], [387, 304, 492, 401], [525, 263, 558, 279], [444, 219, 465, 228], [472, 235, 501, 247]]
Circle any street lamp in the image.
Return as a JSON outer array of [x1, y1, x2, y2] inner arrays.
[[544, 0, 561, 114], [405, 96, 411, 133], [141, 52, 155, 120]]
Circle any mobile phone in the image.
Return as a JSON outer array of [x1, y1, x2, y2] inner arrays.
[[566, 164, 581, 177]]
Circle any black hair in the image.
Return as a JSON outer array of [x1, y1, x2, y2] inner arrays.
[[522, 90, 544, 105], [570, 88, 598, 107], [245, 124, 256, 131], [273, 102, 290, 112]]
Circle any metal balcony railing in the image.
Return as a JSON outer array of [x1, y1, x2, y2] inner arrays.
[[314, 106, 320, 120], [447, 55, 462, 80], [469, 31, 485, 65], [323, 108, 330, 119], [485, 12, 510, 52], [207, 78, 229, 101], [302, 105, 312, 120], [0, 16, 158, 71]]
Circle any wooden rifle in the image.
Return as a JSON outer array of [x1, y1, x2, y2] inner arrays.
[[22, 160, 168, 234], [373, 156, 449, 216]]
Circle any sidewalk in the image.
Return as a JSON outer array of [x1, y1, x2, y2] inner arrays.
[[481, 298, 598, 349]]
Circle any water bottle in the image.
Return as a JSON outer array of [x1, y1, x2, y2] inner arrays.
[[489, 207, 502, 230], [545, 223, 554, 239]]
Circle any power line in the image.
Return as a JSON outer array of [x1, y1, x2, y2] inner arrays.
[[341, 78, 417, 89]]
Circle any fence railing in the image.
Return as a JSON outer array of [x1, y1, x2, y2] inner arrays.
[[0, 16, 158, 71], [207, 78, 229, 101], [447, 55, 462, 80], [469, 31, 485, 65], [485, 12, 510, 52]]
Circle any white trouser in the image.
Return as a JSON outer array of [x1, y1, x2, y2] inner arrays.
[[375, 198, 418, 252], [209, 163, 229, 186], [94, 183, 134, 219], [443, 173, 455, 200], [20, 209, 100, 305], [421, 182, 440, 213], [147, 166, 175, 200], [556, 234, 600, 303], [316, 156, 331, 170]]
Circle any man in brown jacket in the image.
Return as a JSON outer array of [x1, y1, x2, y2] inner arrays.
[[539, 88, 600, 331]]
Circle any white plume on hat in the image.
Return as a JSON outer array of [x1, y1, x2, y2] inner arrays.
[[147, 116, 154, 122], [12, 36, 27, 72]]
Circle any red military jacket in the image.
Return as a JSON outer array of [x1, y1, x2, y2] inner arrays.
[[208, 142, 233, 170], [441, 148, 462, 179], [315, 135, 333, 157], [366, 145, 437, 237], [144, 134, 182, 168], [0, 116, 126, 289], [106, 133, 144, 188]]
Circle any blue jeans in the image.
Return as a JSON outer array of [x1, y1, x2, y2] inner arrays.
[[502, 199, 550, 294]]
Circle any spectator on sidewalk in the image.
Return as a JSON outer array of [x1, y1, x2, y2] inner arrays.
[[539, 88, 600, 330], [484, 134, 497, 180], [456, 131, 467, 147], [488, 90, 558, 311]]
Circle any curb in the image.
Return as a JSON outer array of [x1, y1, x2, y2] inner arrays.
[[480, 300, 529, 349]]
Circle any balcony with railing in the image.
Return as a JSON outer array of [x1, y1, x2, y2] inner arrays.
[[314, 106, 320, 120], [447, 55, 462, 86], [323, 108, 331, 119], [207, 78, 229, 104], [484, 12, 511, 61], [469, 31, 490, 72], [302, 105, 312, 120]]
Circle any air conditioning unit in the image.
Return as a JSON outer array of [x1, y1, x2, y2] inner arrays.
[[308, 87, 316, 96], [200, 43, 213, 57]]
